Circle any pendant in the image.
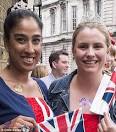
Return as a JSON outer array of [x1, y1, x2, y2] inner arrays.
[[79, 97, 92, 106], [14, 84, 23, 93]]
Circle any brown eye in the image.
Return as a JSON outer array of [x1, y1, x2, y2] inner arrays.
[[32, 37, 42, 45], [15, 37, 26, 44]]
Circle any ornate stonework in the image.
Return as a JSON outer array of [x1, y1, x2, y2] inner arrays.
[[0, 0, 12, 72]]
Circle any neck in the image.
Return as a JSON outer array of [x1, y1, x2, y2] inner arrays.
[[76, 71, 103, 92], [51, 70, 64, 79], [2, 65, 31, 83]]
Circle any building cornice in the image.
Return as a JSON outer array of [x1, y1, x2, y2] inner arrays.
[[42, 1, 59, 9], [42, 0, 68, 9], [43, 38, 71, 46]]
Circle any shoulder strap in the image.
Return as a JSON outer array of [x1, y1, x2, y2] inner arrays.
[[33, 78, 48, 102]]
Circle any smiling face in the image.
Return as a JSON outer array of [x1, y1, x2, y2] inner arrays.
[[6, 17, 42, 72], [72, 27, 108, 74]]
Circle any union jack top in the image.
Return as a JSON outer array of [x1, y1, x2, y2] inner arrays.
[[26, 97, 53, 123]]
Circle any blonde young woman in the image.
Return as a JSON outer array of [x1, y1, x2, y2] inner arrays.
[[48, 21, 116, 131]]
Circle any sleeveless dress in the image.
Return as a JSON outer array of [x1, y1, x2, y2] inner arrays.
[[0, 77, 53, 125]]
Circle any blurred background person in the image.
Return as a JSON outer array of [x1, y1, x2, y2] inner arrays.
[[31, 63, 48, 78], [104, 44, 116, 74], [41, 49, 69, 89]]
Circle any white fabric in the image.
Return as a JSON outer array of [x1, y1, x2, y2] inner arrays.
[[90, 74, 111, 115], [40, 73, 56, 89]]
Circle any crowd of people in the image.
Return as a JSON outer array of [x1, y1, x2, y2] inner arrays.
[[0, 6, 116, 132]]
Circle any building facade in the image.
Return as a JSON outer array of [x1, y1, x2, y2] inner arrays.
[[41, 0, 116, 72], [0, 0, 14, 72]]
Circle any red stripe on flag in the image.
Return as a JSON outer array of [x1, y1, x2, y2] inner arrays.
[[106, 87, 115, 92], [111, 71, 116, 84], [57, 114, 68, 132], [71, 109, 79, 130], [39, 123, 51, 132], [109, 93, 115, 108], [83, 114, 99, 132]]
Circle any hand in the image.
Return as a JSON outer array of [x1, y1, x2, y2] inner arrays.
[[9, 115, 37, 131], [98, 112, 116, 132]]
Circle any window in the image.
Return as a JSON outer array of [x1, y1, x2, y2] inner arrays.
[[60, 2, 67, 32], [83, 0, 89, 16], [50, 8, 55, 35], [95, 0, 101, 16], [72, 6, 77, 30]]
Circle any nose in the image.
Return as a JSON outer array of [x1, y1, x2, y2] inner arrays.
[[25, 41, 35, 53], [86, 47, 95, 57], [66, 63, 69, 68]]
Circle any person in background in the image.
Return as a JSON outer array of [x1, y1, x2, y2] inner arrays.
[[41, 49, 69, 89], [0, 9, 53, 131], [104, 44, 116, 74], [31, 64, 48, 78], [48, 21, 116, 131], [108, 45, 116, 72]]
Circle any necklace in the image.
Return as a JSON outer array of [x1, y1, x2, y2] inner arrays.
[[13, 81, 44, 98], [14, 84, 23, 93], [3, 77, 44, 97]]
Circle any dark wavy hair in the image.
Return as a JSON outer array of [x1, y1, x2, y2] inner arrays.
[[4, 9, 43, 43]]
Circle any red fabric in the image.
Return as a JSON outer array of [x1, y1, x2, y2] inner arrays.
[[26, 98, 51, 123], [39, 98, 51, 117], [83, 114, 99, 132]]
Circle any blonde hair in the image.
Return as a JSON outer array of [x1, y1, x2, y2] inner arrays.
[[31, 64, 48, 78], [72, 22, 111, 51]]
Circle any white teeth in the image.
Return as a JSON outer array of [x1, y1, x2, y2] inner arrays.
[[84, 61, 97, 64], [23, 58, 33, 63]]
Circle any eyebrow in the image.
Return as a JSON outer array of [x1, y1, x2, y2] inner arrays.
[[14, 33, 42, 38], [14, 34, 26, 37]]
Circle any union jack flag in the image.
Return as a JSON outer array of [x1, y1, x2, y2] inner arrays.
[[101, 67, 116, 108], [37, 108, 100, 132], [37, 108, 83, 132], [90, 67, 116, 115]]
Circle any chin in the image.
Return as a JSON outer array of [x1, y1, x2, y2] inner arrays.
[[21, 66, 34, 72], [83, 68, 98, 73]]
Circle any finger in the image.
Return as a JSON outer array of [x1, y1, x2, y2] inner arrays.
[[103, 112, 112, 126], [10, 120, 22, 128], [100, 118, 107, 131], [98, 123, 103, 132], [20, 120, 34, 129], [10, 115, 37, 129], [19, 115, 36, 125]]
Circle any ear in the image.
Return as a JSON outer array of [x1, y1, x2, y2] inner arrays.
[[52, 61, 57, 69]]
